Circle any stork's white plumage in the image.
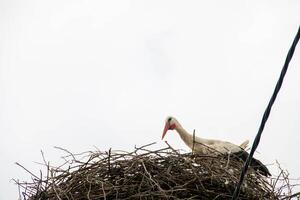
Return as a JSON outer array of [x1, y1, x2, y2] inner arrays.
[[162, 116, 271, 176], [162, 117, 246, 154]]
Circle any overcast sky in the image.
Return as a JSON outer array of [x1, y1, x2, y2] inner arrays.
[[1, 1, 300, 199]]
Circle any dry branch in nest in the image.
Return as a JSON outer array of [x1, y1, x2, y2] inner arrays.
[[15, 142, 299, 200]]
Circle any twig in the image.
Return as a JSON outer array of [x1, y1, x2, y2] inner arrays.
[[192, 129, 196, 154], [15, 162, 39, 179]]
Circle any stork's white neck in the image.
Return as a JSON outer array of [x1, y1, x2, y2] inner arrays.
[[174, 123, 206, 148]]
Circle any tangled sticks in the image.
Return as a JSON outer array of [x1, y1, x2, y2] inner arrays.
[[16, 143, 295, 200]]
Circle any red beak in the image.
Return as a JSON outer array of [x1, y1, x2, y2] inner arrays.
[[162, 122, 170, 139]]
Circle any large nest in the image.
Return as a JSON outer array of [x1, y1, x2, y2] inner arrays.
[[16, 142, 298, 200]]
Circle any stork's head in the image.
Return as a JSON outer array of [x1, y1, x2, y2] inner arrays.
[[162, 116, 178, 139]]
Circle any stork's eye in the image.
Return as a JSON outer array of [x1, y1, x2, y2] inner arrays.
[[167, 117, 172, 122]]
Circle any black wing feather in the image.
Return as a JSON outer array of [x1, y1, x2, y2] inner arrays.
[[231, 150, 271, 176]]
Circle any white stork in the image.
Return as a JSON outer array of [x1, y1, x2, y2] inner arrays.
[[162, 116, 271, 176]]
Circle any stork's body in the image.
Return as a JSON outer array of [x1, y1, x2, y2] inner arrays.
[[172, 122, 247, 155], [162, 116, 270, 176]]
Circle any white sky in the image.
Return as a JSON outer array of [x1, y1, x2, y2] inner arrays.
[[1, 1, 300, 199]]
